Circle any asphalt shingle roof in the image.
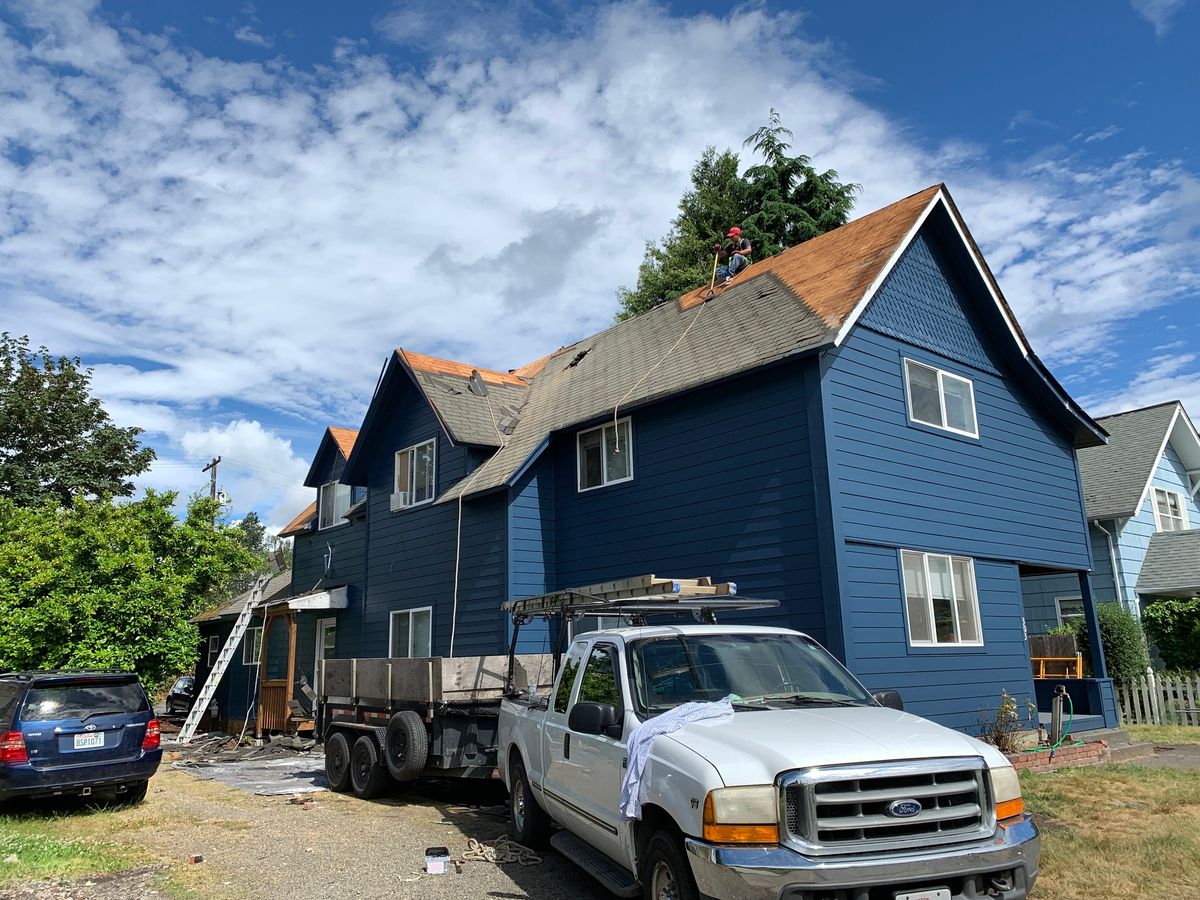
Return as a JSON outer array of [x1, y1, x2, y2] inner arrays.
[[278, 501, 316, 538], [411, 368, 530, 448], [1136, 529, 1200, 596], [192, 570, 293, 623], [1079, 403, 1179, 520]]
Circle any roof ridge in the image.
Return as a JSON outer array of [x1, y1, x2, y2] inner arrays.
[[1094, 400, 1181, 421], [399, 347, 528, 387]]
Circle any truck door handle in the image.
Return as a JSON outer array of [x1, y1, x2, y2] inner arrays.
[[564, 734, 570, 760]]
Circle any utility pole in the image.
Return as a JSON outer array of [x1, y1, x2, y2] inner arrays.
[[202, 456, 221, 500]]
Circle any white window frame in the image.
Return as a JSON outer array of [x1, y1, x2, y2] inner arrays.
[[315, 618, 336, 692], [903, 358, 979, 438], [318, 481, 352, 530], [900, 549, 984, 647], [1152, 487, 1189, 532], [388, 607, 433, 658], [207, 635, 219, 667], [1054, 596, 1085, 628], [243, 626, 263, 666], [392, 439, 437, 510], [576, 418, 634, 492]]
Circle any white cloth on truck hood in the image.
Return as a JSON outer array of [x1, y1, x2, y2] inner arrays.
[[620, 697, 735, 819]]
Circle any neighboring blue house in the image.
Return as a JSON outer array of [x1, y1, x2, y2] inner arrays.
[[1022, 401, 1200, 636], [195, 184, 1120, 736]]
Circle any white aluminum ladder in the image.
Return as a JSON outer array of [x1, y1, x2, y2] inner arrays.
[[178, 574, 271, 743]]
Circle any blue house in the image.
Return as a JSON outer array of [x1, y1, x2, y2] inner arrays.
[[197, 184, 1120, 737], [1022, 401, 1200, 636]]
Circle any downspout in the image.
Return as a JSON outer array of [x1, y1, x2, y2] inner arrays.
[[1091, 519, 1126, 610]]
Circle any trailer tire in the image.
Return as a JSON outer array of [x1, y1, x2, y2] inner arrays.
[[384, 710, 428, 782], [350, 735, 388, 800], [325, 732, 352, 793], [509, 757, 551, 848]]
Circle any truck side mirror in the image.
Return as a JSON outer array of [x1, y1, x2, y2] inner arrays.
[[872, 689, 904, 711], [568, 701, 619, 736]]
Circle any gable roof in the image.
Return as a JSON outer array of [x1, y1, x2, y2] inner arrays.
[[303, 426, 360, 487], [1136, 530, 1200, 597], [278, 500, 317, 538], [192, 569, 293, 623], [1081, 401, 1200, 520], [430, 184, 1102, 502], [328, 427, 358, 459], [401, 350, 531, 448]]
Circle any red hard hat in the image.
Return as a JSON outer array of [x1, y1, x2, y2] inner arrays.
[[726, 227, 741, 237]]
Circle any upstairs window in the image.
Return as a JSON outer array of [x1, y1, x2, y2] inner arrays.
[[318, 481, 352, 529], [901, 550, 983, 646], [577, 418, 633, 491], [393, 439, 436, 510], [1153, 488, 1189, 532], [904, 359, 978, 438]]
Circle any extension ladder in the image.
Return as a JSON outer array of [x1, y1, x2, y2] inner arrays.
[[178, 574, 271, 742]]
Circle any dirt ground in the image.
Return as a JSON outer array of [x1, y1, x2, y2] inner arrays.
[[2, 767, 610, 900]]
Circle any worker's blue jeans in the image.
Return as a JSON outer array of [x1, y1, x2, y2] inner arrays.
[[717, 254, 749, 280]]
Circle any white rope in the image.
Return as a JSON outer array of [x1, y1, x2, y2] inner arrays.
[[460, 836, 542, 866], [611, 300, 708, 452]]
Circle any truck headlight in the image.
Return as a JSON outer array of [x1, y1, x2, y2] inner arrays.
[[702, 786, 779, 844], [989, 765, 1024, 823]]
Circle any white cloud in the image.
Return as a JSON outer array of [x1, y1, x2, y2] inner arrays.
[[1130, 0, 1185, 37], [1081, 125, 1122, 143], [1084, 354, 1200, 424], [231, 26, 272, 48], [1, 0, 1198, 518]]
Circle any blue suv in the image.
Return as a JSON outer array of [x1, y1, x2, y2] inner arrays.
[[0, 672, 162, 804]]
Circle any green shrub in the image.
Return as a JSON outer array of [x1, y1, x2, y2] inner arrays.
[[1142, 597, 1200, 671], [1060, 602, 1151, 683]]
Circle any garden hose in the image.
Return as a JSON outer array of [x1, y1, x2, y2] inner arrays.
[[1049, 691, 1075, 752]]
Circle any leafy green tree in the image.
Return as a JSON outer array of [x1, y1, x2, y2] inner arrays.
[[616, 111, 859, 320], [0, 334, 155, 506], [1141, 597, 1200, 671], [0, 491, 258, 691]]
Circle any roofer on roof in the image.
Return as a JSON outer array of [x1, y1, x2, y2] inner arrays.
[[715, 227, 752, 285]]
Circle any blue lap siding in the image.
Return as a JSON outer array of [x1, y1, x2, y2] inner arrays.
[[823, 224, 1093, 730]]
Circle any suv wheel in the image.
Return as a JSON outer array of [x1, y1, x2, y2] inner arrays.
[[123, 781, 149, 805], [349, 735, 388, 800], [641, 829, 699, 900]]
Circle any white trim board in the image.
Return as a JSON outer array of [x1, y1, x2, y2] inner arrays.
[[831, 189, 1031, 359]]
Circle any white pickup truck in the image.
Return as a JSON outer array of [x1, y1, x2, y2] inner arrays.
[[498, 621, 1039, 900]]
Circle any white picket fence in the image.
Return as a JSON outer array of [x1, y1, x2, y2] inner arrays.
[[1116, 672, 1200, 726]]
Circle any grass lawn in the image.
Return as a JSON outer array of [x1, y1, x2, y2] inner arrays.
[[0, 803, 142, 886], [1124, 723, 1200, 745], [1023, 764, 1200, 899]]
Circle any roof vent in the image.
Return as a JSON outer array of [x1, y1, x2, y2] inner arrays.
[[469, 370, 489, 397], [566, 348, 590, 369]]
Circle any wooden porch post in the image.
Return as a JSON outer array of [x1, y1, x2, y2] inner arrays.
[[1078, 571, 1109, 680]]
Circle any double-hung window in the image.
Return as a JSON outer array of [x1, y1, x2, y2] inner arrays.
[[393, 439, 436, 510], [1055, 597, 1084, 628], [318, 481, 352, 529], [577, 418, 632, 491], [904, 359, 978, 438], [1153, 488, 1189, 532], [243, 626, 263, 665], [389, 607, 432, 658], [901, 550, 983, 646]]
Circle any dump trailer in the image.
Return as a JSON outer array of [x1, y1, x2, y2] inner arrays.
[[318, 654, 553, 799]]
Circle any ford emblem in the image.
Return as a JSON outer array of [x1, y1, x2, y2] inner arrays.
[[886, 799, 922, 818]]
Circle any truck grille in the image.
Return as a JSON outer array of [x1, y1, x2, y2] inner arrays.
[[780, 757, 994, 856]]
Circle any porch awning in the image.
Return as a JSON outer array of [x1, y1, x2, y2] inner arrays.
[[285, 585, 349, 611], [1136, 530, 1200, 597]]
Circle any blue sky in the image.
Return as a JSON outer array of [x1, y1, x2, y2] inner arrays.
[[1, 0, 1197, 528]]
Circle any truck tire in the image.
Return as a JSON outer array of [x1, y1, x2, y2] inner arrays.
[[350, 734, 388, 800], [641, 830, 699, 900], [509, 757, 551, 848], [384, 710, 428, 781], [325, 732, 352, 793]]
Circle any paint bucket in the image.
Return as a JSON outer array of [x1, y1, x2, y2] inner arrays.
[[424, 847, 450, 875]]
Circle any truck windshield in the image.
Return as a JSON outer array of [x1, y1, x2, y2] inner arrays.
[[628, 633, 873, 716]]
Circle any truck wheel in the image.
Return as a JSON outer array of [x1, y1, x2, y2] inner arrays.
[[324, 732, 352, 793], [384, 710, 428, 781], [509, 758, 551, 847], [641, 830, 699, 900], [350, 735, 388, 800]]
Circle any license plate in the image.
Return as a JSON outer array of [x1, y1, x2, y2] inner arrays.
[[73, 732, 105, 750], [895, 891, 951, 900]]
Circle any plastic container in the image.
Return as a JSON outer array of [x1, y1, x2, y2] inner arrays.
[[424, 847, 450, 875]]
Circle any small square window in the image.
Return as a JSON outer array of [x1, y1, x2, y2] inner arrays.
[[389, 608, 432, 658], [1153, 488, 1189, 532], [577, 419, 633, 491], [1055, 597, 1084, 627], [904, 359, 978, 438]]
